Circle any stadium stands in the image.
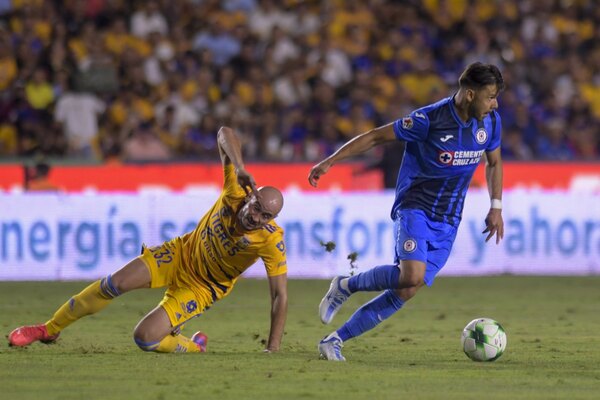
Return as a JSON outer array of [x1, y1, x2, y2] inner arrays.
[[0, 0, 598, 163]]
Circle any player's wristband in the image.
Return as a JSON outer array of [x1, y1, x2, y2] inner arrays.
[[490, 199, 502, 210]]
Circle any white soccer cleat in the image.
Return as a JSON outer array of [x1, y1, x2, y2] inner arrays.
[[318, 332, 346, 361], [319, 276, 350, 324]]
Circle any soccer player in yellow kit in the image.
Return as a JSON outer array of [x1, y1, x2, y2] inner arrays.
[[8, 126, 288, 353]]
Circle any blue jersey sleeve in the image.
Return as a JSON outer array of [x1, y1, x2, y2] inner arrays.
[[393, 110, 429, 142], [487, 111, 502, 151]]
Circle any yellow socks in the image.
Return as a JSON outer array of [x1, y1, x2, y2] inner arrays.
[[45, 276, 119, 336], [135, 333, 203, 353], [155, 334, 203, 353]]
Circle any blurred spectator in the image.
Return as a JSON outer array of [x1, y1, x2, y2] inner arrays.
[[24, 161, 59, 191], [502, 127, 534, 160], [192, 20, 241, 67], [0, 89, 17, 155], [273, 62, 310, 107], [130, 1, 169, 39], [269, 25, 300, 65], [0, 33, 18, 91], [25, 67, 53, 110], [0, 0, 597, 163], [54, 80, 105, 157], [536, 119, 575, 160], [122, 119, 171, 162], [180, 114, 219, 158], [357, 141, 406, 189], [307, 35, 352, 88], [247, 0, 293, 40]]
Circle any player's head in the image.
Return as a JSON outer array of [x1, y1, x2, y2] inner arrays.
[[458, 62, 505, 121], [238, 186, 284, 231]]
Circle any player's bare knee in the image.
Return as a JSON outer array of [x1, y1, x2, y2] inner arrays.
[[399, 273, 423, 288], [133, 325, 163, 351], [394, 286, 419, 301]]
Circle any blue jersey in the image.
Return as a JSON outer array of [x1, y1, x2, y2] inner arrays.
[[391, 95, 501, 226]]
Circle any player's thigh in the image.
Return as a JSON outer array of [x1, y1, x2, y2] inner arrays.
[[158, 285, 212, 332], [422, 234, 457, 286], [110, 258, 152, 294], [393, 259, 426, 301], [399, 259, 427, 286], [394, 210, 428, 283], [134, 286, 211, 342], [138, 239, 182, 288]]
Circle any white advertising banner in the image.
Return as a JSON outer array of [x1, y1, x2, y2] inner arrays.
[[1, 189, 599, 280]]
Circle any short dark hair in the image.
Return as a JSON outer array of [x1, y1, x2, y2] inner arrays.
[[459, 62, 505, 91]]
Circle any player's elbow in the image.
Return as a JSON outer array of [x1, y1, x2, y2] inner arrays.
[[217, 126, 234, 142]]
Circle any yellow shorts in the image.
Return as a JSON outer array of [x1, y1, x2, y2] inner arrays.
[[138, 237, 213, 329]]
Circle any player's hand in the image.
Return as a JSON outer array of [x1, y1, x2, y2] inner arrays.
[[236, 167, 258, 197], [482, 208, 504, 244], [308, 159, 333, 187]]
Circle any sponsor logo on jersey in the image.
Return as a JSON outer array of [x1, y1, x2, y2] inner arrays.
[[402, 116, 413, 129], [440, 134, 454, 142], [475, 128, 488, 144], [403, 239, 417, 252], [439, 150, 484, 166], [438, 151, 453, 164], [414, 112, 426, 119]]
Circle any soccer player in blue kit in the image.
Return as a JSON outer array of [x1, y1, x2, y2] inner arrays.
[[308, 62, 506, 361]]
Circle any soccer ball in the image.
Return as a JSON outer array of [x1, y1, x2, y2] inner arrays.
[[461, 318, 507, 362]]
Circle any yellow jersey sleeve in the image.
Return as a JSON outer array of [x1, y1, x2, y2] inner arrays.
[[257, 225, 287, 277]]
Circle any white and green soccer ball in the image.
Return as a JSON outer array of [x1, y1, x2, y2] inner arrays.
[[461, 318, 507, 362]]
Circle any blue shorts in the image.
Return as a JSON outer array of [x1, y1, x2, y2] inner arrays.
[[394, 209, 458, 286]]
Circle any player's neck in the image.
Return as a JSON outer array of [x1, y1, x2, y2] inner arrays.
[[453, 90, 471, 123]]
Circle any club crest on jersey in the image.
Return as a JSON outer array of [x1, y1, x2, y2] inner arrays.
[[184, 300, 197, 314], [475, 128, 488, 144], [438, 151, 453, 165], [402, 116, 413, 129], [403, 239, 417, 253]]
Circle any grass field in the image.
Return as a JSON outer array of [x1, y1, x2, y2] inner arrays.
[[1, 277, 599, 400]]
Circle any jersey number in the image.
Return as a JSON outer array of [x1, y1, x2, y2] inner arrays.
[[153, 248, 173, 267]]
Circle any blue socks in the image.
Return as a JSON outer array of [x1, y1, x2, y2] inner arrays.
[[347, 264, 400, 292], [336, 289, 404, 341]]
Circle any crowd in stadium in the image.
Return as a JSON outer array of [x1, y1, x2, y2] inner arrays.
[[0, 0, 598, 163]]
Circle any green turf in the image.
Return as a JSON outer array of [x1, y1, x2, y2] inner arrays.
[[1, 277, 599, 400]]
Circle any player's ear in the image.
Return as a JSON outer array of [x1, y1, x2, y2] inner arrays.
[[466, 88, 476, 102]]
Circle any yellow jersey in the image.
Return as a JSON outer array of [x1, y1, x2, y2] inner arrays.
[[177, 163, 287, 302]]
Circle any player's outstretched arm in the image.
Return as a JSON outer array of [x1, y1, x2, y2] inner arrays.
[[217, 126, 258, 196], [264, 273, 288, 352], [482, 147, 504, 244], [308, 123, 397, 187]]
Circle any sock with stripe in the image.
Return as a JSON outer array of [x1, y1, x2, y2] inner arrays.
[[135, 334, 203, 353], [45, 275, 121, 336], [346, 264, 400, 293], [336, 289, 405, 342]]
